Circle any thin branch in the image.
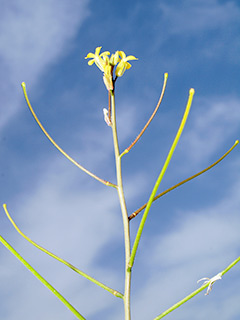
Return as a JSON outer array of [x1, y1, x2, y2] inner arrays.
[[153, 256, 240, 319], [2, 204, 123, 299], [129, 140, 239, 220], [0, 234, 86, 320], [21, 82, 116, 188], [128, 89, 195, 271], [120, 73, 168, 157]]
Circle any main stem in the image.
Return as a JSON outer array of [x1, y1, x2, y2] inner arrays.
[[110, 90, 131, 320]]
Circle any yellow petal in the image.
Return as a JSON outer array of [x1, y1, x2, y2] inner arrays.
[[110, 51, 120, 65], [95, 46, 102, 55], [125, 62, 132, 69], [100, 51, 110, 57], [115, 60, 127, 77], [85, 53, 95, 59], [87, 59, 95, 66], [125, 55, 138, 61], [118, 51, 126, 59]]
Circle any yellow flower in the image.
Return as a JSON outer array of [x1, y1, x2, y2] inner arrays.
[[115, 51, 138, 77], [85, 46, 110, 72], [109, 51, 120, 66], [85, 47, 138, 90]]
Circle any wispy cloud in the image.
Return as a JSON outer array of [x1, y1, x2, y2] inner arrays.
[[0, 0, 90, 129], [154, 0, 240, 66], [174, 95, 240, 172], [1, 1, 239, 319], [129, 170, 240, 319], [1, 147, 147, 319], [159, 0, 240, 35]]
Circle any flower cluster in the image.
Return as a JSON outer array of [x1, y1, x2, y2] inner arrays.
[[85, 46, 138, 91]]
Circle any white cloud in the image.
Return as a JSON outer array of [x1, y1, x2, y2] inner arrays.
[[1, 98, 239, 318], [158, 0, 240, 35], [154, 0, 240, 65], [0, 155, 121, 319], [0, 0, 90, 130], [176, 95, 240, 170], [1, 1, 239, 318], [0, 121, 148, 319], [127, 170, 240, 320]]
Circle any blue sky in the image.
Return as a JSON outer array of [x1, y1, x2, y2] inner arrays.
[[0, 0, 240, 319]]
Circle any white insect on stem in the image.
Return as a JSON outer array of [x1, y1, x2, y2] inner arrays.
[[197, 272, 222, 295]]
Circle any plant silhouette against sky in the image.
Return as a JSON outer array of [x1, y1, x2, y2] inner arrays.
[[1, 46, 239, 320]]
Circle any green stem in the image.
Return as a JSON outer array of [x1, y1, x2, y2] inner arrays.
[[21, 82, 116, 188], [128, 89, 195, 270], [0, 235, 86, 320], [129, 140, 239, 220], [121, 73, 168, 157], [221, 256, 240, 275], [153, 256, 240, 319], [3, 204, 123, 299], [110, 90, 131, 320]]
